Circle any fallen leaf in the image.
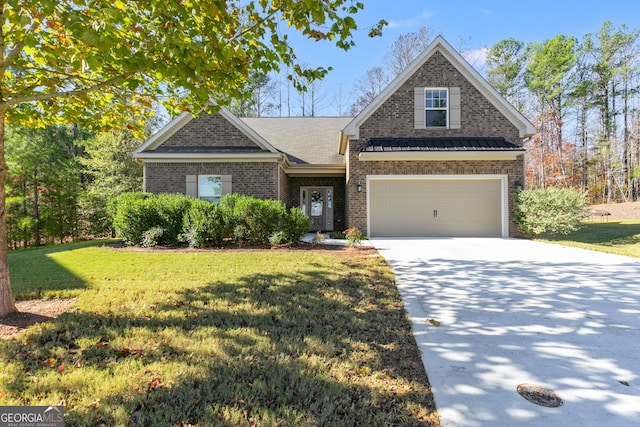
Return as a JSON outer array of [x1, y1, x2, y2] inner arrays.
[[149, 376, 165, 391], [57, 363, 66, 373], [427, 318, 441, 326]]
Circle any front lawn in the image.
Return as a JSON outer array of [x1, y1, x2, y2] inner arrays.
[[1, 242, 439, 426], [537, 220, 640, 258]]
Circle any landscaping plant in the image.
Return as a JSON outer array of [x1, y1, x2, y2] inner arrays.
[[514, 187, 589, 237], [108, 193, 310, 247]]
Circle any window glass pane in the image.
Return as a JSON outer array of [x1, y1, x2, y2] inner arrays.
[[425, 89, 447, 109], [198, 175, 221, 202], [310, 190, 323, 217], [301, 190, 307, 215], [426, 110, 447, 127]]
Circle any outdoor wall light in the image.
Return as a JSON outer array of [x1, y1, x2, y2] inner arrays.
[[514, 180, 523, 191], [357, 180, 362, 192]]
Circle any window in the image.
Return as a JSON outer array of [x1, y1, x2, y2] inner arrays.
[[414, 86, 460, 130], [424, 88, 448, 128], [198, 175, 222, 202]]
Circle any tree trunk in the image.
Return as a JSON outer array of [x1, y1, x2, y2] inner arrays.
[[33, 174, 40, 246], [0, 109, 17, 317], [581, 104, 588, 194]]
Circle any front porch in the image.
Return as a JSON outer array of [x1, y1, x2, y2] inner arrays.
[[286, 176, 346, 232]]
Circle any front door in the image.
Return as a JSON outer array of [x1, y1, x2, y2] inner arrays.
[[300, 187, 334, 231]]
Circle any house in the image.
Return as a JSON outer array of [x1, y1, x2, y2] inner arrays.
[[133, 36, 535, 238]]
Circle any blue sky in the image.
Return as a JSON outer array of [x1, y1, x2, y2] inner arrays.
[[284, 0, 640, 115]]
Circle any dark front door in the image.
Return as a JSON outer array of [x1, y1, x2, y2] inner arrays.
[[301, 187, 334, 231]]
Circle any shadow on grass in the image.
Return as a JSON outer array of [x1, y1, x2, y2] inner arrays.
[[540, 221, 640, 246], [1, 255, 437, 426], [7, 240, 115, 299]]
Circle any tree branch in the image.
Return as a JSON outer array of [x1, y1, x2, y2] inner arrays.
[[0, 70, 139, 108]]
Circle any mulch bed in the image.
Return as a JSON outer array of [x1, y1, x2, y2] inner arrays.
[[0, 298, 77, 340]]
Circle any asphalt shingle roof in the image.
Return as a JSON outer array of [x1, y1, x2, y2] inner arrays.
[[241, 117, 353, 165]]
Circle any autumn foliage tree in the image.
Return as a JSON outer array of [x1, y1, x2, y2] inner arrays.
[[0, 0, 384, 316]]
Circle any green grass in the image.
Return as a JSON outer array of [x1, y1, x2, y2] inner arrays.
[[537, 220, 640, 257], [1, 242, 439, 426]]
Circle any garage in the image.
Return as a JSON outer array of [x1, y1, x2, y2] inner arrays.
[[368, 176, 506, 237]]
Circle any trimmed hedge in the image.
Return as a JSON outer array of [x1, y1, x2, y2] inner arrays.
[[108, 192, 310, 247]]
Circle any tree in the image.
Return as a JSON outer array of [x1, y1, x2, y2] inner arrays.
[[584, 22, 640, 201], [349, 67, 390, 114], [524, 35, 578, 189], [383, 26, 436, 76], [350, 26, 435, 115], [486, 38, 526, 110], [6, 125, 84, 247], [0, 0, 385, 316], [228, 71, 279, 117], [79, 131, 143, 237], [299, 76, 328, 116]]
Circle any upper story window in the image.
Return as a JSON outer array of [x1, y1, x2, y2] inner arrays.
[[425, 88, 448, 128], [414, 86, 460, 130], [198, 175, 222, 202]]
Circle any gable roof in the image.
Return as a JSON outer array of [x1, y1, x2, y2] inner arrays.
[[240, 117, 352, 165], [133, 107, 281, 160], [340, 35, 536, 153]]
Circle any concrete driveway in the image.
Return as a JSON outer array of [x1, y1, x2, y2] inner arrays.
[[370, 238, 640, 427]]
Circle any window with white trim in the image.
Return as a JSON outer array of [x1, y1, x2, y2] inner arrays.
[[425, 88, 448, 128], [414, 86, 460, 130], [198, 175, 222, 202]]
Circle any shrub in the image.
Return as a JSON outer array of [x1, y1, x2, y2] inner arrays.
[[107, 192, 194, 246], [141, 226, 165, 248], [329, 231, 346, 239], [268, 230, 287, 245], [514, 187, 589, 237], [232, 196, 286, 244], [109, 192, 311, 247], [218, 193, 241, 237], [344, 227, 365, 246], [312, 231, 325, 244], [182, 199, 225, 248], [283, 207, 311, 243], [152, 193, 194, 245], [107, 192, 157, 245]]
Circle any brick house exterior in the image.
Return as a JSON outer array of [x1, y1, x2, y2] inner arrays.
[[134, 36, 534, 237]]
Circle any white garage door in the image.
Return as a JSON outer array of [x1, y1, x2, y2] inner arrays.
[[369, 178, 503, 237]]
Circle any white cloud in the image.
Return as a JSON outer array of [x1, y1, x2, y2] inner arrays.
[[386, 9, 435, 29], [422, 9, 435, 20], [386, 18, 422, 29]]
